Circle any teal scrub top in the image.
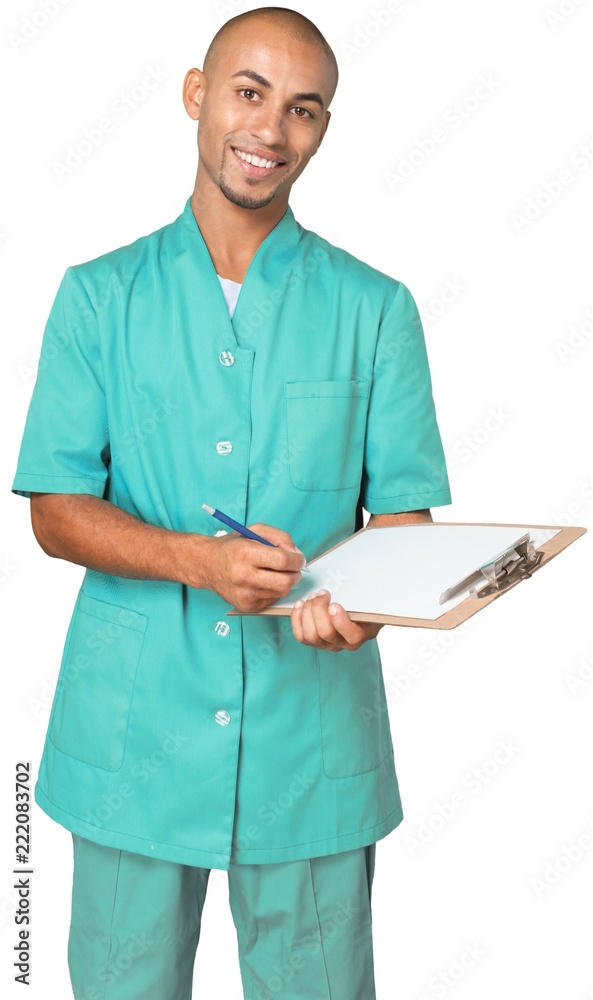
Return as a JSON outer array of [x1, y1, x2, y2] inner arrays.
[[11, 197, 452, 870]]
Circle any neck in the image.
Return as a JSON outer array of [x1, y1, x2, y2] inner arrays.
[[190, 163, 289, 283]]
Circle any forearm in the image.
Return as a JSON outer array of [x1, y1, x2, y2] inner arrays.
[[368, 508, 433, 527], [29, 492, 213, 588]]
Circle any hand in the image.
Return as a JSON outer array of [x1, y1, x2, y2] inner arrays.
[[290, 589, 382, 652], [200, 522, 306, 612]]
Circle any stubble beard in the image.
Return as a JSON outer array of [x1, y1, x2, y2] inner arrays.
[[217, 146, 288, 210]]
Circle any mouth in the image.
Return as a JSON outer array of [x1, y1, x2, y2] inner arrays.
[[231, 146, 287, 178]]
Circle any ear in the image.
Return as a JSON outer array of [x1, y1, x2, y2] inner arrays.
[[182, 67, 205, 121]]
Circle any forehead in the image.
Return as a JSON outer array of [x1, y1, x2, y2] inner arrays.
[[211, 22, 335, 102]]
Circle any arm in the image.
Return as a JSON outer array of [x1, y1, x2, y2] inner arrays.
[[290, 508, 433, 651], [29, 492, 304, 612], [367, 508, 433, 528]]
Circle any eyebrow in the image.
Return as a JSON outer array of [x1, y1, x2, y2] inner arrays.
[[230, 69, 325, 110]]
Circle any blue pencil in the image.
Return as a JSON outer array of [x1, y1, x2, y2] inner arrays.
[[201, 504, 310, 572]]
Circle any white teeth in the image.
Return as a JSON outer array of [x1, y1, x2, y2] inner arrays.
[[235, 148, 279, 169]]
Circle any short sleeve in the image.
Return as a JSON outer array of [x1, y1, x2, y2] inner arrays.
[[361, 281, 452, 514], [11, 266, 110, 499]]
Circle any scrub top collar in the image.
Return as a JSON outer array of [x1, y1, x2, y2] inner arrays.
[[181, 196, 300, 278], [177, 196, 305, 348], [177, 196, 303, 345]]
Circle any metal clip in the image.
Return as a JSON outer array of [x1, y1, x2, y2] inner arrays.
[[468, 537, 543, 599]]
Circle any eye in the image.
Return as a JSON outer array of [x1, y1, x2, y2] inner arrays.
[[239, 88, 259, 101], [292, 106, 314, 119]]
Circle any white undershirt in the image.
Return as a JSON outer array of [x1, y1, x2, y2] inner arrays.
[[217, 274, 243, 319]]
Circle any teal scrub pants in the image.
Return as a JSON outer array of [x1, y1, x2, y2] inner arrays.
[[68, 834, 377, 1000]]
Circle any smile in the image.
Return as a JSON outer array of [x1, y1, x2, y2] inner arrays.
[[232, 147, 286, 177], [233, 147, 284, 168]]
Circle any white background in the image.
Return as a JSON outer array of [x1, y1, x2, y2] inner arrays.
[[1, 0, 592, 997]]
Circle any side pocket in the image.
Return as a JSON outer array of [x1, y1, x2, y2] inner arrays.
[[49, 594, 148, 772], [317, 642, 393, 779]]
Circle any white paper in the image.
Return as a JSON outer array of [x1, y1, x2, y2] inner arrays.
[[269, 524, 561, 621]]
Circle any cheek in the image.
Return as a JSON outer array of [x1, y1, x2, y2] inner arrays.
[[286, 129, 318, 163], [199, 100, 240, 142]]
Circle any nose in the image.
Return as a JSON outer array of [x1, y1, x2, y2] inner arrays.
[[251, 101, 287, 148]]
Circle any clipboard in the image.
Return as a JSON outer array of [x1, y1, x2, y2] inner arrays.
[[226, 521, 586, 630]]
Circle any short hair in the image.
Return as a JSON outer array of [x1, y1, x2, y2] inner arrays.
[[203, 7, 339, 106]]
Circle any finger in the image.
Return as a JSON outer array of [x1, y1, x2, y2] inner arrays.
[[254, 540, 305, 574], [292, 591, 317, 645], [241, 564, 301, 600], [247, 524, 302, 563], [307, 591, 351, 648], [325, 602, 368, 648], [290, 598, 305, 643], [247, 523, 294, 546], [298, 590, 341, 648], [291, 591, 327, 646], [278, 543, 307, 570]]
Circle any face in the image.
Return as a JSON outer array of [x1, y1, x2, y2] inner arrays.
[[184, 22, 335, 210]]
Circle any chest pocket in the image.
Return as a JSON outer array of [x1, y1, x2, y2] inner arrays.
[[284, 380, 370, 491]]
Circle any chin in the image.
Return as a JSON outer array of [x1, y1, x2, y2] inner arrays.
[[219, 176, 283, 211]]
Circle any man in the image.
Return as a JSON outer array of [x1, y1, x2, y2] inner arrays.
[[12, 7, 451, 998]]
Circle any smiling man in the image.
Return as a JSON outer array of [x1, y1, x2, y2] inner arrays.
[[11, 6, 451, 999]]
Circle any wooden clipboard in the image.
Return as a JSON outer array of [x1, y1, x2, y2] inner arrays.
[[227, 521, 586, 630]]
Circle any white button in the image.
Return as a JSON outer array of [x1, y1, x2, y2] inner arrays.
[[214, 621, 231, 637], [219, 351, 235, 367], [216, 441, 233, 455], [214, 529, 228, 536], [214, 710, 231, 726]]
